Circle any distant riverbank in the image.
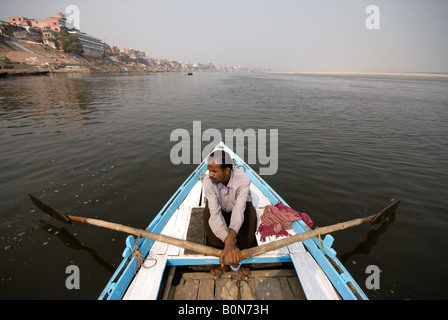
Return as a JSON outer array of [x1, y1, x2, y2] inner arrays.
[[274, 71, 448, 78], [0, 35, 261, 75]]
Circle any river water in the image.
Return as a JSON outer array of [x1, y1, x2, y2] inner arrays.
[[1, 72, 447, 299]]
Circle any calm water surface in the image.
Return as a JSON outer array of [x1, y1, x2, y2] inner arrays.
[[1, 72, 447, 299]]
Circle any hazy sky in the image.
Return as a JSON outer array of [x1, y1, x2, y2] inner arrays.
[[2, 0, 447, 72]]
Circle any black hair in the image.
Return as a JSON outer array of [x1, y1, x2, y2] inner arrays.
[[207, 150, 233, 171]]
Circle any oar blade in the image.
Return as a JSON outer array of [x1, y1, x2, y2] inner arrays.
[[371, 199, 401, 224], [28, 194, 72, 224]]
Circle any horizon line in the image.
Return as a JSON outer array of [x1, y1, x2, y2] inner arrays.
[[269, 71, 448, 78]]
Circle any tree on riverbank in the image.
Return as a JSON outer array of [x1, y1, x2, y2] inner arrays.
[[54, 28, 84, 56]]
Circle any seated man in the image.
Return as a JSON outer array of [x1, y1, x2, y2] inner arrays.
[[202, 150, 257, 280]]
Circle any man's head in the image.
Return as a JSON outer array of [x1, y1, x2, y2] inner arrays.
[[207, 151, 233, 185]]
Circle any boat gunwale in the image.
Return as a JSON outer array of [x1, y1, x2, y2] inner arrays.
[[99, 142, 368, 300], [223, 144, 368, 300], [99, 161, 207, 300]]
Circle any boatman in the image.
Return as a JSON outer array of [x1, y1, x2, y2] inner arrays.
[[203, 150, 258, 280]]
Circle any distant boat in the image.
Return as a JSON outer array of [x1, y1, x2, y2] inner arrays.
[[187, 72, 193, 75]]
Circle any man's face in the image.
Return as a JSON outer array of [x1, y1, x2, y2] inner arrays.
[[207, 163, 230, 185]]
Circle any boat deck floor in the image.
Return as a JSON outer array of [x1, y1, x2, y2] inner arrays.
[[160, 205, 307, 300], [161, 266, 306, 300]]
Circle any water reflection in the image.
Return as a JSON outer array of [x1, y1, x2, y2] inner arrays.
[[0, 74, 104, 136], [1, 72, 447, 299], [339, 212, 396, 264], [39, 220, 115, 274]]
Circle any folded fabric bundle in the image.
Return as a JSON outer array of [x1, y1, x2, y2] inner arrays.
[[261, 202, 314, 229], [257, 223, 289, 242], [257, 202, 314, 242]]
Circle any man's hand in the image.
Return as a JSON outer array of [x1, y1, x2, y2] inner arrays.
[[220, 229, 242, 267]]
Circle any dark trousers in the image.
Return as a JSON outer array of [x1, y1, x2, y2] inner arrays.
[[203, 202, 258, 250]]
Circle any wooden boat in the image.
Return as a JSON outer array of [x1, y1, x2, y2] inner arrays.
[[98, 142, 370, 300]]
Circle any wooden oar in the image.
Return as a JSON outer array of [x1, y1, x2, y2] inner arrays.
[[29, 193, 400, 265], [240, 199, 401, 261], [28, 193, 222, 258]]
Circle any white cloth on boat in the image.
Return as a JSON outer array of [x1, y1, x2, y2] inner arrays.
[[203, 168, 252, 242]]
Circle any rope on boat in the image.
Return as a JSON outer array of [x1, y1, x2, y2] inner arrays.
[[316, 227, 327, 256], [131, 230, 157, 273], [233, 159, 246, 172], [230, 263, 242, 271]]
